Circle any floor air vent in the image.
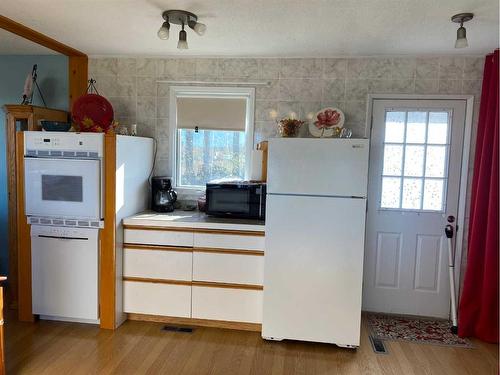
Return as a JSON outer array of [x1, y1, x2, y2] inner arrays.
[[369, 335, 388, 354], [162, 326, 194, 333]]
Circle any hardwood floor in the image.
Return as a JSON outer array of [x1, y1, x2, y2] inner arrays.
[[4, 312, 498, 375]]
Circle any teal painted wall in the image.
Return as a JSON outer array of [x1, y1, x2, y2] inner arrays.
[[0, 55, 68, 277]]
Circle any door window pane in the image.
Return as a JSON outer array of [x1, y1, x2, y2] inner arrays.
[[383, 145, 403, 175], [406, 112, 427, 143], [385, 112, 405, 143], [402, 178, 422, 209], [381, 177, 401, 208], [425, 146, 447, 177], [423, 179, 444, 210], [404, 145, 425, 177], [427, 112, 449, 144], [380, 109, 450, 211]]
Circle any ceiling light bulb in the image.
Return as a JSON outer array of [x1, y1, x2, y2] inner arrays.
[[451, 13, 473, 49], [178, 29, 188, 49], [157, 21, 170, 40], [188, 20, 207, 36], [193, 22, 207, 36], [455, 26, 468, 48]]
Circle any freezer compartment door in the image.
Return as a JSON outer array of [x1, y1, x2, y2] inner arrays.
[[267, 138, 369, 197], [262, 194, 366, 346]]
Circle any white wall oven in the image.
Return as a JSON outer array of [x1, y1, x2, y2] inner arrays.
[[24, 131, 104, 228], [24, 131, 104, 324]]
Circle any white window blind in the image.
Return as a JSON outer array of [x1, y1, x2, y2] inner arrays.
[[176, 97, 247, 131]]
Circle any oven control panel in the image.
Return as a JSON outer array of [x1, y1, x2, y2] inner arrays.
[[24, 131, 104, 157]]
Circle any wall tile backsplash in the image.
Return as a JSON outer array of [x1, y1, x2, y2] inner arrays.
[[88, 55, 483, 178], [89, 55, 485, 276]]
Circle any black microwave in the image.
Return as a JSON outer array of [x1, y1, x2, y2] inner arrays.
[[206, 181, 266, 220]]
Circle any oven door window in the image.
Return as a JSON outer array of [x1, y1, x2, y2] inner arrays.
[[24, 158, 101, 219], [42, 175, 83, 202], [209, 189, 250, 214]]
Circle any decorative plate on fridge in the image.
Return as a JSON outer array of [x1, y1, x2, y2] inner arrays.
[[308, 107, 345, 138]]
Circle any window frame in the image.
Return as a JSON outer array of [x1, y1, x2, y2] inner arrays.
[[169, 86, 255, 192]]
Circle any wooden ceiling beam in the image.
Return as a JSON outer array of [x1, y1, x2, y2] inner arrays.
[[0, 14, 86, 57]]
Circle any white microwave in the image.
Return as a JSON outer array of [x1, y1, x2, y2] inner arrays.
[[24, 157, 102, 220]]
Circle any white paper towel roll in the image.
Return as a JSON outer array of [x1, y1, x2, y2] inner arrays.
[[250, 149, 263, 181]]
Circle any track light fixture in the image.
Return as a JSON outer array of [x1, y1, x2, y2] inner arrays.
[[158, 10, 206, 50], [451, 13, 473, 49]]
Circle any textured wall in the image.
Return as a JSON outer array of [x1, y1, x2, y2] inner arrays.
[[88, 55, 484, 283], [88, 56, 483, 178]]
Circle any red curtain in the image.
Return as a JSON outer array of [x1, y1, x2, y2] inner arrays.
[[458, 50, 499, 343]]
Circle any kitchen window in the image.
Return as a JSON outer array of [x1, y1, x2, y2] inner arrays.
[[170, 87, 255, 190]]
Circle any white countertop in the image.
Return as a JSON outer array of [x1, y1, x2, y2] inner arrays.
[[123, 210, 265, 232]]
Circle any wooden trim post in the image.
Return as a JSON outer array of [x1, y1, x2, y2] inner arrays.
[[68, 56, 88, 110], [16, 132, 33, 322], [100, 134, 116, 329]]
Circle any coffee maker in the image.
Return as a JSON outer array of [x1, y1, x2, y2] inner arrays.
[[151, 176, 177, 212]]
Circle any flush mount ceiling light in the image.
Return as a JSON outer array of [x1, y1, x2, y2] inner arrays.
[[451, 13, 473, 49], [157, 10, 206, 50]]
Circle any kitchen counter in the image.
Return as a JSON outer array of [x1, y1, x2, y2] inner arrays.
[[123, 210, 265, 232]]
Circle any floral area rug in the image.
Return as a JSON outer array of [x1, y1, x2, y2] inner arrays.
[[366, 313, 473, 348]]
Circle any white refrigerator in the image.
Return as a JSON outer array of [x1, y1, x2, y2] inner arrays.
[[262, 138, 369, 348]]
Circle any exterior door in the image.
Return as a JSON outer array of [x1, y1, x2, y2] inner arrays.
[[363, 99, 467, 318]]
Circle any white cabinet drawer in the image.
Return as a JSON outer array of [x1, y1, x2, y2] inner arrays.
[[124, 247, 192, 281], [192, 286, 263, 323], [194, 232, 264, 251], [125, 229, 194, 247], [124, 281, 191, 317], [193, 251, 264, 285]]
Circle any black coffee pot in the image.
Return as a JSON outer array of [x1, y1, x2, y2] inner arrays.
[[151, 176, 177, 213]]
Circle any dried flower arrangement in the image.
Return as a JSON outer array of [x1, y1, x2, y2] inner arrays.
[[278, 118, 304, 137]]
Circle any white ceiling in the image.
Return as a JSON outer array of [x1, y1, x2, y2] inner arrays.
[[0, 28, 58, 55], [0, 0, 498, 57]]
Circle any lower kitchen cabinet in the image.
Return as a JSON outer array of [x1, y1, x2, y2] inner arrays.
[[194, 232, 264, 251], [123, 281, 191, 318], [122, 220, 265, 329], [124, 246, 192, 281], [193, 251, 264, 285], [192, 286, 263, 324]]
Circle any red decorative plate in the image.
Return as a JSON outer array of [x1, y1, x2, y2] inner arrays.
[[72, 94, 114, 132]]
